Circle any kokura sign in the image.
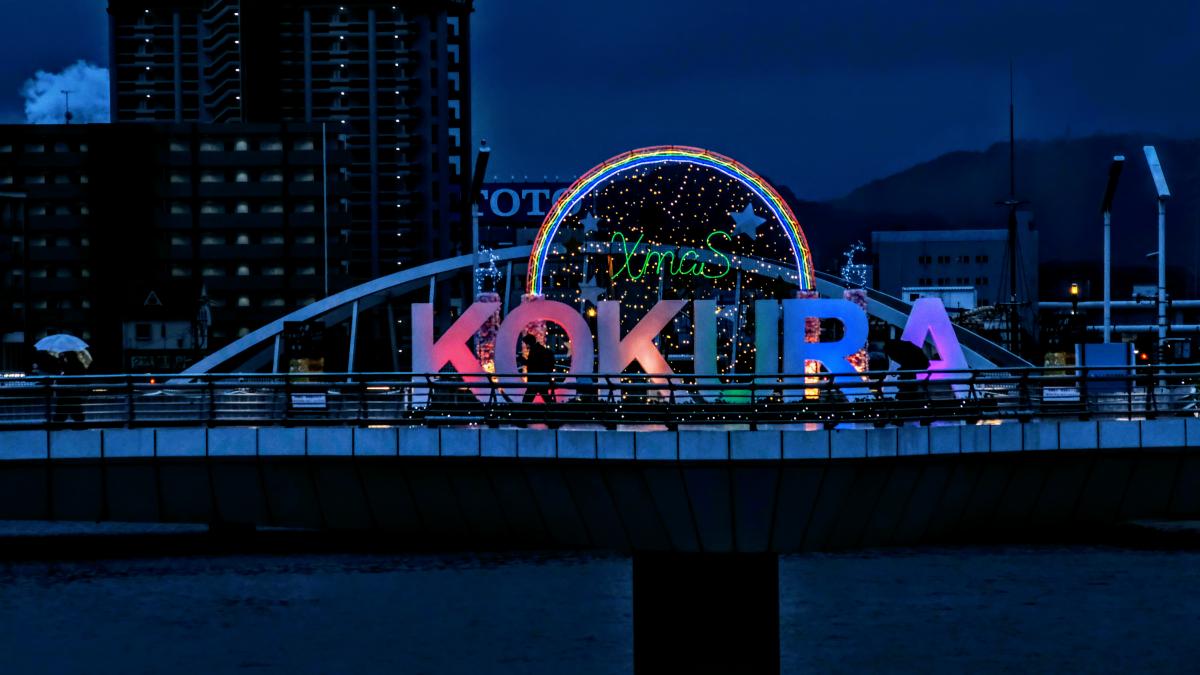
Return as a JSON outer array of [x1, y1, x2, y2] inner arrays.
[[422, 145, 970, 401], [412, 296, 969, 402]]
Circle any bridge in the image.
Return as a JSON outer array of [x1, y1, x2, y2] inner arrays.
[[2, 368, 1199, 673], [2, 238, 1190, 673]]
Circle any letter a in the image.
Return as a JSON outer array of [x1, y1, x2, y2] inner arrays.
[[900, 298, 969, 394]]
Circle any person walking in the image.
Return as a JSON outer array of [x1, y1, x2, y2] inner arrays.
[[517, 334, 557, 404]]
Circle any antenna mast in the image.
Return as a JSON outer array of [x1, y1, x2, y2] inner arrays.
[[995, 61, 1027, 355], [61, 90, 73, 124]]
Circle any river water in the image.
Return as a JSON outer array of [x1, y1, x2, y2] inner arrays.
[[1, 535, 1198, 673]]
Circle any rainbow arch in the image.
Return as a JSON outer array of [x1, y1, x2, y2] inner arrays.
[[526, 145, 815, 294]]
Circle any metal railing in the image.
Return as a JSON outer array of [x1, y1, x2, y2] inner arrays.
[[0, 365, 1197, 430]]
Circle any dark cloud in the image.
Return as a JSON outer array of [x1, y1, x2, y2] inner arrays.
[[23, 60, 109, 124]]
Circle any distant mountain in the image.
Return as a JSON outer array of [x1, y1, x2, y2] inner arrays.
[[775, 135, 1200, 295]]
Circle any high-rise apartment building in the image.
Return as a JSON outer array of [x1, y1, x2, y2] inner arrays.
[[0, 122, 352, 372], [108, 0, 474, 278]]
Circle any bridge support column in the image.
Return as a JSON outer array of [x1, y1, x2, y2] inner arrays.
[[633, 552, 779, 675]]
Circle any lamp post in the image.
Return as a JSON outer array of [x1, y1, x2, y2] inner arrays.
[[1143, 146, 1170, 360], [469, 140, 491, 283], [1100, 155, 1124, 343]]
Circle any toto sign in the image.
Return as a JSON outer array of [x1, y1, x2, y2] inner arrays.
[[417, 146, 969, 400]]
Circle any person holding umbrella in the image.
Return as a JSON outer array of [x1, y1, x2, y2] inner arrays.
[[36, 333, 91, 424], [883, 339, 930, 403]]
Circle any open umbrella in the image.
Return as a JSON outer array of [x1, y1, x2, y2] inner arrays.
[[35, 334, 89, 355], [883, 339, 930, 371]]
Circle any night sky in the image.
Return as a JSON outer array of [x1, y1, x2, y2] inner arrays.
[[2, 0, 1197, 198]]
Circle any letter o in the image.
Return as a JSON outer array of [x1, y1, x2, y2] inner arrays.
[[489, 188, 520, 217], [495, 300, 594, 401]]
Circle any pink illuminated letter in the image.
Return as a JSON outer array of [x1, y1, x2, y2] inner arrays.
[[494, 300, 594, 401], [597, 300, 687, 380]]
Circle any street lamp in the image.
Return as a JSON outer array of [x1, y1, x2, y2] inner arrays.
[[469, 140, 492, 285], [1100, 155, 1124, 343], [1143, 146, 1170, 359]]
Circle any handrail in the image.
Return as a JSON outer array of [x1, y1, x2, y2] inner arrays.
[[0, 365, 1195, 430]]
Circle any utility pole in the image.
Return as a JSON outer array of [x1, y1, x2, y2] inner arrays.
[[1100, 156, 1125, 343]]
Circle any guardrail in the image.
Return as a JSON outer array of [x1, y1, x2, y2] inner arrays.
[[0, 365, 1197, 430]]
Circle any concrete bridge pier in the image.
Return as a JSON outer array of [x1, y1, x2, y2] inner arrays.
[[634, 552, 779, 675]]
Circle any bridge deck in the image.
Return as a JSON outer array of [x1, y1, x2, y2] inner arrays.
[[2, 421, 1200, 553], [3, 418, 1198, 461]]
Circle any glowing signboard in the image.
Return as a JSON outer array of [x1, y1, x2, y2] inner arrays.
[[610, 230, 733, 281], [412, 297, 969, 403]]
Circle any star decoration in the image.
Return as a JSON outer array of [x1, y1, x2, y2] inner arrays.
[[578, 275, 605, 306], [581, 211, 600, 235], [716, 305, 739, 323], [730, 202, 765, 239]]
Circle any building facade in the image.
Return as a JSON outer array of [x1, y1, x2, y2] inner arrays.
[[871, 221, 1038, 309], [108, 0, 474, 278], [0, 122, 351, 372]]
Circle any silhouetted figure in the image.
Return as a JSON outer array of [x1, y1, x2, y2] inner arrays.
[[48, 353, 84, 424], [517, 334, 557, 404], [884, 339, 930, 402]]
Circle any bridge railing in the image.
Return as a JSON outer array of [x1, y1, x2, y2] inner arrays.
[[0, 365, 1197, 429]]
